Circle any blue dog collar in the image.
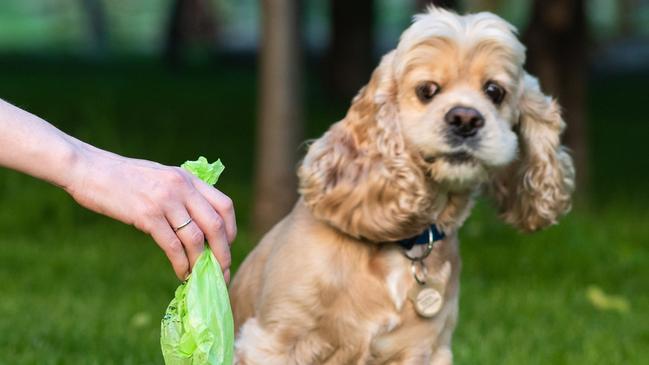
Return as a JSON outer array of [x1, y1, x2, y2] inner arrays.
[[397, 224, 446, 250]]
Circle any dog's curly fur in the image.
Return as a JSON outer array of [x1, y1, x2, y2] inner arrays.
[[230, 7, 575, 364]]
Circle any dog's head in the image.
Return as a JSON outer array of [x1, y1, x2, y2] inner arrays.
[[299, 7, 575, 241]]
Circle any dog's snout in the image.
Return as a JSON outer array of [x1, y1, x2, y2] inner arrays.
[[444, 106, 485, 138]]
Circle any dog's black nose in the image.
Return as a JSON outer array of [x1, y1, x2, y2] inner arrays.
[[444, 106, 485, 138]]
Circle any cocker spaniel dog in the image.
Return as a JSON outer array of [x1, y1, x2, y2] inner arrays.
[[230, 7, 575, 365]]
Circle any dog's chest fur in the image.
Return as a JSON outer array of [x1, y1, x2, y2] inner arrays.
[[363, 240, 460, 363], [231, 203, 462, 364]]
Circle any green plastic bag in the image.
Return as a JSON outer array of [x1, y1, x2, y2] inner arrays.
[[160, 157, 234, 365]]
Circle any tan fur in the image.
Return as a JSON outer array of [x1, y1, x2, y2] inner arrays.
[[489, 74, 576, 231], [230, 7, 574, 364], [298, 51, 444, 243]]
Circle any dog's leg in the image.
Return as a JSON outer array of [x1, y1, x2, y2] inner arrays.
[[378, 349, 433, 365], [234, 317, 337, 365], [426, 296, 458, 365], [319, 344, 377, 365], [429, 347, 453, 365]]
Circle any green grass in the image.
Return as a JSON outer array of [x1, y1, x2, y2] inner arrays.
[[454, 201, 649, 364], [0, 58, 647, 364]]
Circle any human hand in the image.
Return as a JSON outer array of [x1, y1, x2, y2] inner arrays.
[[65, 144, 236, 281]]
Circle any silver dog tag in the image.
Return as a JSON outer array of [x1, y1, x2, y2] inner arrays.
[[407, 279, 444, 318]]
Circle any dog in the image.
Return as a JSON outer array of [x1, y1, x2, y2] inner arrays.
[[230, 7, 575, 364]]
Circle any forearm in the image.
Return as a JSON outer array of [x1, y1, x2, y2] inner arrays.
[[0, 98, 85, 190], [0, 99, 236, 280]]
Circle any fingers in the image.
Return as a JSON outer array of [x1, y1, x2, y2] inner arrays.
[[190, 176, 237, 243], [167, 209, 205, 270], [207, 223, 231, 285], [185, 192, 232, 281], [149, 217, 190, 280], [138, 166, 235, 281]]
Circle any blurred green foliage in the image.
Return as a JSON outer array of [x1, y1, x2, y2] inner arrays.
[[0, 0, 648, 56]]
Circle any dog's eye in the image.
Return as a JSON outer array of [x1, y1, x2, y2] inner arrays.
[[484, 81, 506, 105], [415, 81, 440, 103]]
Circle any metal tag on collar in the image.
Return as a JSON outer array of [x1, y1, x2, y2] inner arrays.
[[402, 227, 435, 261], [407, 259, 445, 318]]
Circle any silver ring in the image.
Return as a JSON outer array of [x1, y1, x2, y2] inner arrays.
[[411, 260, 428, 285], [402, 227, 435, 261], [173, 218, 193, 232]]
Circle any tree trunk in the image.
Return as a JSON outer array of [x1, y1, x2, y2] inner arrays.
[[252, 0, 303, 237], [523, 0, 589, 193], [462, 0, 501, 12], [80, 0, 108, 56], [326, 0, 375, 100], [618, 0, 634, 36], [165, 0, 218, 66], [416, 0, 458, 11]]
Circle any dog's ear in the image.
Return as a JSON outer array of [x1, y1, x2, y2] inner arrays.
[[298, 52, 435, 242], [490, 73, 575, 232]]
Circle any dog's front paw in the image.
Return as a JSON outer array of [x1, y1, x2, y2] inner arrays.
[[430, 347, 453, 365]]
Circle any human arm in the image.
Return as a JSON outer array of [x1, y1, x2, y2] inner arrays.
[[0, 98, 236, 281]]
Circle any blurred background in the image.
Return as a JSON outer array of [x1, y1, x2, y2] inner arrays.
[[0, 0, 647, 364]]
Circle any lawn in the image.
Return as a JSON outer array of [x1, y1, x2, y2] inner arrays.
[[0, 58, 647, 364]]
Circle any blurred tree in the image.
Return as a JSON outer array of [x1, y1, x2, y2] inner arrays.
[[465, 0, 508, 12], [80, 0, 108, 56], [524, 0, 589, 190], [467, 0, 501, 11], [165, 0, 218, 66], [253, 0, 303, 237], [416, 0, 458, 11], [326, 0, 375, 100], [618, 0, 634, 36]]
